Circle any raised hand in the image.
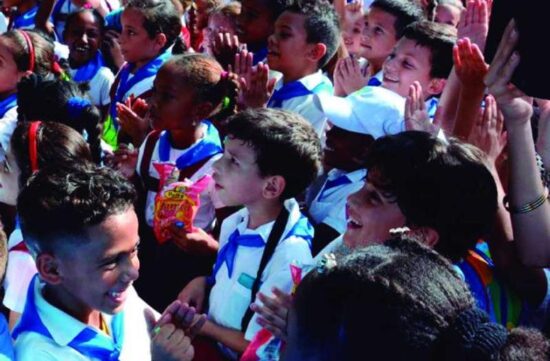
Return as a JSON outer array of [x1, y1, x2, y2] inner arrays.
[[238, 62, 275, 108], [250, 287, 292, 340], [334, 56, 369, 96], [453, 37, 488, 89], [404, 82, 438, 134], [457, 0, 490, 52]]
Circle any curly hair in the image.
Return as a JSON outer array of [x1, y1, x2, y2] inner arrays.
[[18, 164, 136, 255]]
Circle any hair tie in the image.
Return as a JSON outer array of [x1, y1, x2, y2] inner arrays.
[[440, 308, 508, 361], [220, 71, 228, 78], [67, 97, 91, 120], [28, 121, 42, 173], [18, 30, 35, 72]]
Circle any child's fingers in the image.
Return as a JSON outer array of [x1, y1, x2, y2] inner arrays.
[[485, 20, 517, 85], [188, 314, 207, 340], [453, 44, 462, 70], [271, 287, 292, 307]]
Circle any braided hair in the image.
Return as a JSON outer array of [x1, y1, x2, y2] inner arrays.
[[289, 234, 549, 361]]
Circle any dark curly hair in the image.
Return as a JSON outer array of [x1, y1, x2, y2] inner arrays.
[[370, 0, 425, 39], [289, 234, 549, 361], [18, 164, 136, 255], [224, 108, 322, 200]]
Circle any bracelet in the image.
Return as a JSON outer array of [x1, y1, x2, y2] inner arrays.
[[503, 188, 549, 214]]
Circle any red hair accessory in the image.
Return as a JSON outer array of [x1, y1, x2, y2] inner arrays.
[[28, 121, 41, 173], [18, 30, 35, 72]]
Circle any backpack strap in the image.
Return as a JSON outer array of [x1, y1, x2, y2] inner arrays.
[[140, 130, 163, 192], [240, 207, 290, 332]]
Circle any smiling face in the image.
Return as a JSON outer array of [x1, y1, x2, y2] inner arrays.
[[212, 136, 267, 208], [381, 37, 434, 98], [344, 173, 406, 249], [360, 7, 397, 69], [49, 208, 140, 317], [64, 11, 102, 68]]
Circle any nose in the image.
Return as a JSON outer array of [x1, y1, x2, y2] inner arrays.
[[121, 255, 139, 283], [268, 33, 276, 47], [80, 32, 88, 44]]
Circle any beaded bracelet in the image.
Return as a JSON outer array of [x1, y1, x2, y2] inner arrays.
[[503, 188, 549, 214]]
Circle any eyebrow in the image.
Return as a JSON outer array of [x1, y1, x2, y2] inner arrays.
[[98, 239, 140, 264]]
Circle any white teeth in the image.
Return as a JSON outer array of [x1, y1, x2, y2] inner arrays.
[[109, 291, 122, 298], [347, 217, 362, 227]]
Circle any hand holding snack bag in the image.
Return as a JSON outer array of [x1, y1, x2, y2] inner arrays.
[[153, 162, 212, 244]]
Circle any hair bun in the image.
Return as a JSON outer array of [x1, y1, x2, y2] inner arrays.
[[440, 308, 508, 361]]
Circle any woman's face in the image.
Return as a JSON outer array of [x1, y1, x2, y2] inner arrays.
[[0, 146, 21, 206], [343, 172, 407, 249]]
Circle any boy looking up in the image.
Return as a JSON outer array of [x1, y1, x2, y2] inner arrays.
[[179, 108, 321, 358]]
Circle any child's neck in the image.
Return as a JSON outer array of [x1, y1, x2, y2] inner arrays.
[[16, 0, 37, 14], [367, 60, 383, 77], [282, 66, 319, 84], [169, 125, 204, 149], [132, 53, 161, 73], [43, 284, 102, 328], [246, 199, 284, 230]]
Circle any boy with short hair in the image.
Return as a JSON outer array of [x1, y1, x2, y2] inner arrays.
[[179, 108, 321, 358], [12, 165, 193, 360], [316, 20, 456, 137], [104, 0, 181, 147]]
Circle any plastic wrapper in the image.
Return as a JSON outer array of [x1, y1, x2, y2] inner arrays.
[[152, 162, 211, 243]]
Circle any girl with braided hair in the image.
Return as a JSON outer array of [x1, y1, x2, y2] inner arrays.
[[284, 234, 549, 361]]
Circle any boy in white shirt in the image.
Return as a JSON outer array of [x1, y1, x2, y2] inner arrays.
[[13, 165, 196, 361], [178, 108, 321, 359]]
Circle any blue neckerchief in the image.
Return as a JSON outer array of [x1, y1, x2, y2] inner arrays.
[[426, 97, 439, 120], [212, 231, 265, 278], [158, 121, 222, 169], [11, 5, 38, 29], [109, 51, 171, 128], [13, 275, 125, 361], [367, 76, 382, 87], [210, 211, 313, 281], [268, 80, 333, 108], [252, 46, 268, 65], [317, 175, 352, 202], [73, 52, 105, 83], [0, 94, 17, 118]]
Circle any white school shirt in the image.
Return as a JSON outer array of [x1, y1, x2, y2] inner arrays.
[[136, 129, 223, 228], [14, 280, 159, 361], [208, 198, 313, 341], [109, 70, 155, 106], [0, 106, 18, 152], [3, 228, 38, 314], [269, 71, 332, 136], [308, 168, 366, 234], [69, 66, 115, 107]]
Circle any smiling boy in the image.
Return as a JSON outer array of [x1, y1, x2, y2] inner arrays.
[[12, 165, 157, 360]]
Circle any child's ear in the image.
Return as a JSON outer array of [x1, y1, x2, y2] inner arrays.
[[409, 226, 440, 248], [36, 253, 63, 285], [307, 43, 327, 64], [426, 78, 446, 97], [154, 33, 168, 52], [262, 175, 286, 200]]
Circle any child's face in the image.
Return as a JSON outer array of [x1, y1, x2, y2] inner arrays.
[[360, 8, 398, 67], [382, 37, 434, 98], [64, 11, 102, 68], [212, 137, 267, 207], [149, 65, 198, 131], [120, 8, 163, 65], [236, 0, 274, 47], [343, 17, 364, 57], [0, 146, 21, 206], [0, 38, 27, 98], [267, 11, 316, 77], [204, 13, 237, 56], [344, 174, 406, 249], [52, 208, 140, 316], [435, 4, 461, 28], [323, 125, 372, 172]]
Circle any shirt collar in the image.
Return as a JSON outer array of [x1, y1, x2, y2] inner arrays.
[[274, 70, 326, 92], [327, 168, 367, 183]]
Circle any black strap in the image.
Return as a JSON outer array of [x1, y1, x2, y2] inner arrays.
[[240, 207, 290, 332], [140, 130, 162, 192]]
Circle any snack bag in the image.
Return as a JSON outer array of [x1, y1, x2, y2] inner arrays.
[[152, 162, 212, 243]]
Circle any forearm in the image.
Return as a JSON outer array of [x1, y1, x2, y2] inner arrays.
[[34, 0, 54, 31], [436, 69, 462, 134], [507, 120, 550, 266], [453, 84, 485, 139], [200, 319, 249, 354]]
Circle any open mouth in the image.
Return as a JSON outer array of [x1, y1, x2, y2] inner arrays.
[[106, 286, 130, 305], [383, 75, 398, 83]]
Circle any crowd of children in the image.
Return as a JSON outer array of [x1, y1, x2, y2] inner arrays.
[[0, 0, 548, 359]]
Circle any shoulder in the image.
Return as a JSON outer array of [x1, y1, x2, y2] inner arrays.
[[15, 333, 82, 361], [97, 66, 115, 82]]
